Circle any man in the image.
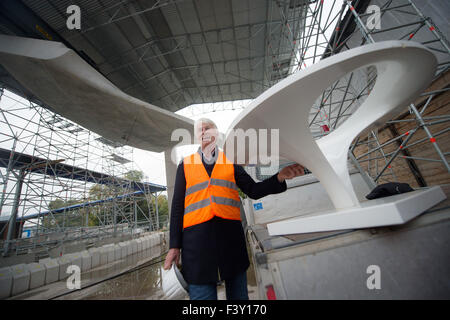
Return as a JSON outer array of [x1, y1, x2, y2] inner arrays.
[[163, 118, 304, 300]]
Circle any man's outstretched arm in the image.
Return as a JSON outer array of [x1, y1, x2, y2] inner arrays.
[[234, 163, 304, 200]]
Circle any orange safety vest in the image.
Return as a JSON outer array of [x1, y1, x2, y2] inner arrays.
[[183, 150, 241, 229]]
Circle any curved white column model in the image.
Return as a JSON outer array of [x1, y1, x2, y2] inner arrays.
[[0, 35, 194, 153], [224, 41, 437, 210], [224, 41, 446, 235]]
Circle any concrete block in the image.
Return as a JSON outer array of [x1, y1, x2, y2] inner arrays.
[[0, 267, 12, 299], [127, 241, 133, 255], [80, 251, 91, 272], [150, 234, 155, 245], [135, 239, 139, 252], [119, 242, 127, 258], [136, 238, 143, 252], [38, 257, 50, 264], [114, 245, 121, 260], [88, 248, 100, 268], [119, 241, 128, 258], [149, 235, 153, 247], [99, 247, 108, 265], [128, 240, 133, 254], [11, 264, 30, 296], [131, 240, 138, 254], [120, 241, 126, 256], [67, 253, 82, 269], [150, 235, 155, 247], [26, 263, 46, 290], [40, 258, 59, 284], [106, 245, 115, 263], [57, 256, 71, 280], [142, 236, 148, 250]]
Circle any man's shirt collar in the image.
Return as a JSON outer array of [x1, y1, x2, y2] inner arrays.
[[197, 145, 218, 165]]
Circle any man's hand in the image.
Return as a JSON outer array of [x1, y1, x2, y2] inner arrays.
[[164, 248, 180, 270], [277, 163, 305, 183]]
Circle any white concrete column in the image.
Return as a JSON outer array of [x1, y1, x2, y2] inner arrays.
[[164, 149, 177, 219]]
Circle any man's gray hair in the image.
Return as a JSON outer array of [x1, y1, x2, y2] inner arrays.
[[193, 118, 218, 144], [194, 118, 217, 131], [194, 117, 216, 133]]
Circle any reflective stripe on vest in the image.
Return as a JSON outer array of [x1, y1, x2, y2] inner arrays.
[[183, 151, 241, 229]]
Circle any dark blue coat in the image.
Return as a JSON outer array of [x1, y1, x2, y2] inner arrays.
[[169, 149, 287, 284]]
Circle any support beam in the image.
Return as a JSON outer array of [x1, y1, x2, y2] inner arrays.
[[164, 149, 178, 222], [155, 192, 159, 230], [3, 169, 25, 256]]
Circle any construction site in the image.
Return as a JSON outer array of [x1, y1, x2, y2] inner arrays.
[[0, 0, 449, 301]]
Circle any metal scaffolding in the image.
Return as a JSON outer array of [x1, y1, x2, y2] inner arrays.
[[0, 89, 166, 258], [175, 0, 449, 188], [338, 0, 450, 184]]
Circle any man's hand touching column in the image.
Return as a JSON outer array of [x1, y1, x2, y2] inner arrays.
[[277, 163, 305, 183]]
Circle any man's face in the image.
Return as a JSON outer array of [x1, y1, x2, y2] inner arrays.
[[196, 122, 218, 149]]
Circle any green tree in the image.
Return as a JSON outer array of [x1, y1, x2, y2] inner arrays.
[[89, 184, 111, 200], [87, 184, 114, 227], [132, 194, 168, 230], [43, 198, 84, 229], [124, 170, 144, 182]]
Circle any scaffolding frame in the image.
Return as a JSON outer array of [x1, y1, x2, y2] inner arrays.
[[266, 0, 449, 185], [339, 0, 450, 184], [0, 89, 164, 257]]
